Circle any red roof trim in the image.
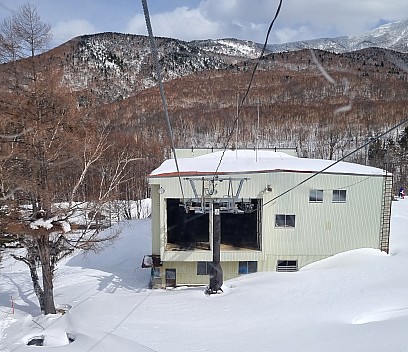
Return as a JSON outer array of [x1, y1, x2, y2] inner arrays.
[[149, 169, 386, 178]]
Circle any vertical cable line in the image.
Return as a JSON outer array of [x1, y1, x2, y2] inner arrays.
[[213, 0, 283, 177], [141, 0, 185, 201]]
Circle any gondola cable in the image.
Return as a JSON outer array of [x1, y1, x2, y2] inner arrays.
[[141, 0, 186, 202]]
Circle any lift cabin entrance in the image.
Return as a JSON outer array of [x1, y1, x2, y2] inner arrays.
[[165, 198, 262, 251], [166, 199, 210, 250]]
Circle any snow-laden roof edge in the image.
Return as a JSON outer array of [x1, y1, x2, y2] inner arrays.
[[149, 150, 388, 178]]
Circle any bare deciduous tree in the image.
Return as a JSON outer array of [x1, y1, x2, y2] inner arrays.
[[0, 3, 141, 315], [12, 2, 51, 58]]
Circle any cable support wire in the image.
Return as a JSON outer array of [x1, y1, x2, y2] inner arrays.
[[320, 176, 371, 191], [141, 0, 185, 202], [262, 117, 408, 209], [213, 0, 283, 177]]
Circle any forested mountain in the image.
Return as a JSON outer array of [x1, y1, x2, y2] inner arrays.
[[49, 31, 408, 155], [47, 20, 408, 103], [2, 20, 408, 204]]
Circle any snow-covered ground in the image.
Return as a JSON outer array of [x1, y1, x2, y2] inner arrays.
[[1, 199, 408, 351]]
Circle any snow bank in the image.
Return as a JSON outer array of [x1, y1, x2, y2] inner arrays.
[[1, 200, 408, 352]]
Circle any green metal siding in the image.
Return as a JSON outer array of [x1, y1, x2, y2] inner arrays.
[[149, 169, 388, 285]]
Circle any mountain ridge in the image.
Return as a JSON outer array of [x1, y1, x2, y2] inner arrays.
[[266, 19, 408, 53], [54, 19, 407, 103], [1, 19, 408, 198]]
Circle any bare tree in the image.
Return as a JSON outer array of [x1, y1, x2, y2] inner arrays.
[[0, 17, 20, 63], [12, 2, 51, 58], [0, 3, 142, 315]]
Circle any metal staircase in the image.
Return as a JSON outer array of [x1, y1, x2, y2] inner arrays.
[[379, 173, 393, 253]]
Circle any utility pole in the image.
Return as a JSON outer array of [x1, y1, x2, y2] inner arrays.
[[209, 201, 223, 293], [186, 177, 248, 294], [256, 97, 260, 162]]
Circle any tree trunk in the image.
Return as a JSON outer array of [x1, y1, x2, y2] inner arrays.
[[11, 249, 46, 312], [36, 235, 56, 315], [27, 253, 45, 312]]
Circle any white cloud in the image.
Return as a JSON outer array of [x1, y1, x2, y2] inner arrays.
[[125, 2, 281, 43], [52, 19, 97, 45], [141, 0, 408, 43], [126, 6, 220, 41], [199, 0, 278, 24], [47, 0, 408, 46], [269, 0, 408, 41], [275, 26, 315, 44]]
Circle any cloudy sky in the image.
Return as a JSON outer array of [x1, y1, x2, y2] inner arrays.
[[0, 0, 407, 48]]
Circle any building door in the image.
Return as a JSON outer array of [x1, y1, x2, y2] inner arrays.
[[165, 269, 176, 287]]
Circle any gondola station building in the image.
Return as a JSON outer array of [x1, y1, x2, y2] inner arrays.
[[145, 149, 392, 288]]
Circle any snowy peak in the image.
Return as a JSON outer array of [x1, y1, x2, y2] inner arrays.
[[268, 19, 408, 53], [47, 20, 407, 104], [192, 38, 264, 59], [192, 20, 408, 55], [348, 20, 408, 53], [62, 32, 231, 102]]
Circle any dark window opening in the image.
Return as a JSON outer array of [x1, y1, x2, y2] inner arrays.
[[221, 199, 261, 250], [332, 189, 347, 203], [238, 261, 258, 274], [152, 267, 161, 278], [150, 267, 162, 288], [197, 261, 212, 275], [309, 189, 323, 202], [276, 260, 298, 272], [166, 199, 210, 250], [166, 269, 176, 287], [275, 214, 296, 227]]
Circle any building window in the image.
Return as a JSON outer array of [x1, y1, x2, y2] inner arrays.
[[152, 267, 161, 279], [238, 261, 258, 274], [275, 214, 296, 227], [309, 189, 323, 202], [197, 261, 212, 275], [332, 189, 347, 203], [276, 260, 298, 272]]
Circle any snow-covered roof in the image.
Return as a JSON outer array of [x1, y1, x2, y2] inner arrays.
[[150, 150, 387, 177]]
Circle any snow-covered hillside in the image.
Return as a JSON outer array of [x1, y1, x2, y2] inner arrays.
[[268, 19, 408, 53], [49, 19, 408, 104], [1, 198, 408, 351], [192, 38, 264, 59], [62, 33, 231, 102]]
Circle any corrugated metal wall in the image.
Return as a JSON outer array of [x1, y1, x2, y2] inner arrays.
[[150, 184, 161, 255], [262, 171, 383, 258], [158, 261, 247, 287], [149, 169, 387, 286]]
